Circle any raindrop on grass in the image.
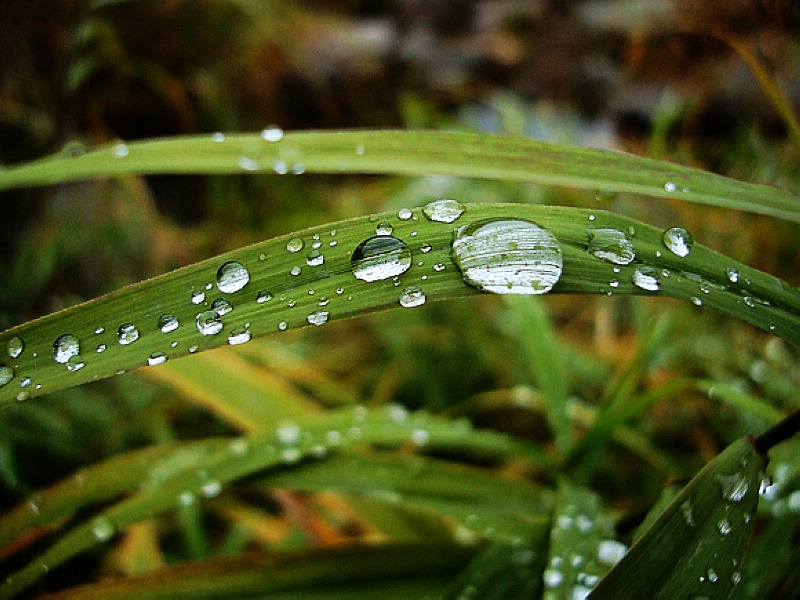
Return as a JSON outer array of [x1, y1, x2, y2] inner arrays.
[[54, 334, 80, 364], [399, 286, 426, 308], [256, 291, 273, 303], [351, 236, 412, 282], [306, 250, 324, 267], [211, 298, 232, 316], [201, 479, 222, 498], [375, 221, 393, 235], [0, 366, 14, 387], [66, 356, 85, 372], [111, 143, 129, 158], [587, 228, 636, 265], [273, 160, 287, 174], [91, 517, 115, 541], [451, 219, 562, 294], [148, 352, 167, 366], [597, 540, 627, 565], [179, 490, 196, 506], [664, 181, 677, 193], [191, 290, 206, 304], [307, 310, 329, 326], [423, 198, 465, 223], [159, 314, 180, 334], [227, 327, 251, 345], [212, 132, 225, 143], [725, 267, 740, 283], [398, 208, 413, 220], [412, 428, 430, 446], [261, 125, 283, 142], [238, 157, 260, 171], [543, 569, 564, 588], [196, 311, 223, 336], [117, 323, 140, 345], [690, 296, 703, 306], [717, 519, 732, 536], [715, 473, 748, 502], [632, 266, 660, 291], [662, 227, 693, 257], [7, 336, 24, 359], [287, 238, 304, 253], [216, 261, 249, 293]]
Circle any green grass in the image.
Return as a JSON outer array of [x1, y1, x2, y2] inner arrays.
[[0, 130, 799, 599]]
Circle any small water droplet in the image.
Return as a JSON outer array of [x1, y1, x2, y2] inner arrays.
[[432, 262, 446, 272], [66, 356, 85, 372], [147, 352, 167, 366], [690, 296, 703, 306], [597, 540, 627, 565], [588, 214, 596, 221], [96, 344, 107, 353], [632, 266, 660, 291], [715, 473, 748, 502], [256, 291, 273, 303], [707, 568, 719, 583], [351, 236, 412, 282], [216, 261, 249, 294], [307, 310, 329, 326], [662, 227, 693, 257], [422, 198, 466, 223], [54, 334, 81, 363], [306, 250, 324, 267], [355, 144, 365, 155], [211, 298, 232, 316], [609, 279, 620, 288], [196, 311, 223, 336], [261, 125, 283, 142], [111, 143, 129, 158], [543, 569, 564, 588], [725, 267, 739, 283], [398, 208, 413, 220], [273, 160, 288, 174], [16, 390, 29, 402], [178, 490, 196, 506], [227, 327, 251, 345], [212, 132, 225, 143], [191, 290, 206, 304], [238, 157, 260, 171], [587, 228, 636, 265], [91, 516, 115, 541], [200, 479, 222, 498], [717, 519, 732, 536], [375, 221, 393, 235], [94, 326, 105, 335], [681, 499, 696, 526], [399, 286, 426, 308], [7, 336, 24, 359], [0, 365, 14, 388], [451, 219, 562, 294], [158, 314, 180, 334], [664, 181, 677, 193], [411, 428, 430, 446]]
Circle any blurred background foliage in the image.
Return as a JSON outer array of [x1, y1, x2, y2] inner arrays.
[[1, 0, 799, 597]]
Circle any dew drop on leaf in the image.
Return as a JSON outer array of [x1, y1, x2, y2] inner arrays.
[[351, 235, 412, 282], [398, 208, 413, 220], [0, 365, 14, 387], [632, 266, 660, 291], [146, 352, 166, 366], [196, 311, 223, 336], [587, 228, 636, 265], [54, 334, 80, 364], [307, 310, 330, 326], [191, 290, 206, 305], [287, 237, 304, 253], [7, 336, 24, 359], [596, 540, 627, 565], [212, 132, 224, 143], [261, 125, 283, 142], [158, 314, 180, 334], [66, 356, 85, 372], [451, 219, 563, 294], [216, 261, 249, 294], [399, 286, 426, 308], [211, 298, 232, 316], [117, 324, 140, 345], [422, 198, 465, 223], [91, 516, 115, 541], [306, 250, 324, 267], [256, 291, 273, 304], [227, 327, 251, 345], [200, 479, 222, 498], [725, 267, 739, 283], [662, 227, 693, 257], [375, 221, 393, 236], [111, 143, 129, 158]]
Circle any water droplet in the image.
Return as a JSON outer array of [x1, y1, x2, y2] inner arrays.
[[715, 473, 748, 502], [147, 352, 167, 366], [587, 228, 636, 265], [201, 479, 222, 498], [318, 296, 329, 306], [238, 157, 260, 171], [588, 214, 596, 221], [91, 516, 115, 541], [662, 227, 693, 257], [717, 519, 732, 536], [273, 160, 288, 174], [399, 286, 426, 308], [411, 428, 430, 446], [307, 310, 329, 326], [211, 298, 233, 316], [158, 314, 180, 334], [351, 236, 412, 282], [278, 321, 288, 331], [398, 208, 413, 220], [7, 336, 24, 359], [256, 291, 273, 304], [355, 144, 365, 155], [375, 221, 393, 235], [707, 568, 719, 583], [632, 266, 660, 291], [179, 490, 196, 506], [196, 311, 223, 336], [216, 261, 249, 294], [54, 334, 80, 363], [725, 267, 739, 283], [212, 132, 225, 143], [690, 296, 703, 306], [664, 181, 677, 193], [191, 290, 206, 304], [420, 243, 432, 254], [609, 279, 620, 288], [115, 323, 139, 345], [543, 569, 563, 588], [227, 327, 251, 345], [276, 422, 301, 445], [306, 250, 324, 267], [66, 356, 85, 372], [422, 198, 466, 223], [451, 219, 562, 294], [681, 499, 696, 526], [111, 143, 129, 158], [261, 125, 283, 142], [0, 365, 13, 387], [596, 540, 627, 565], [94, 326, 105, 335], [16, 390, 29, 402], [96, 344, 107, 353]]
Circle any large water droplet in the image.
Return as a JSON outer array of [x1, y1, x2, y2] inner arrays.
[[117, 324, 140, 345], [54, 334, 80, 364], [423, 198, 465, 223], [196, 311, 223, 336], [307, 310, 329, 326], [148, 352, 167, 366], [0, 365, 14, 387], [227, 327, 251, 345], [216, 261, 249, 293], [306, 250, 324, 267], [91, 516, 116, 541], [399, 286, 426, 308], [351, 236, 412, 282], [398, 208, 413, 220], [587, 228, 635, 265], [261, 125, 283, 142], [451, 219, 562, 294], [7, 336, 24, 359], [662, 227, 693, 257], [287, 237, 304, 253], [632, 266, 660, 291], [158, 314, 180, 334]]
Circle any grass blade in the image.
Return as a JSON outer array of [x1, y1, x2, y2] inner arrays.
[[1, 131, 797, 221]]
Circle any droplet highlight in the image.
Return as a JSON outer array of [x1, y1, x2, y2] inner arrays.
[[399, 286, 427, 308], [662, 227, 693, 257], [54, 334, 81, 364], [587, 228, 635, 265], [117, 324, 140, 345], [351, 236, 412, 282], [216, 261, 249, 294]]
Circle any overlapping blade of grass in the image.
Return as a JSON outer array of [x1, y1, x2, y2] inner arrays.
[[1, 203, 799, 407], [1, 130, 797, 221], [589, 437, 765, 599], [0, 406, 540, 597]]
